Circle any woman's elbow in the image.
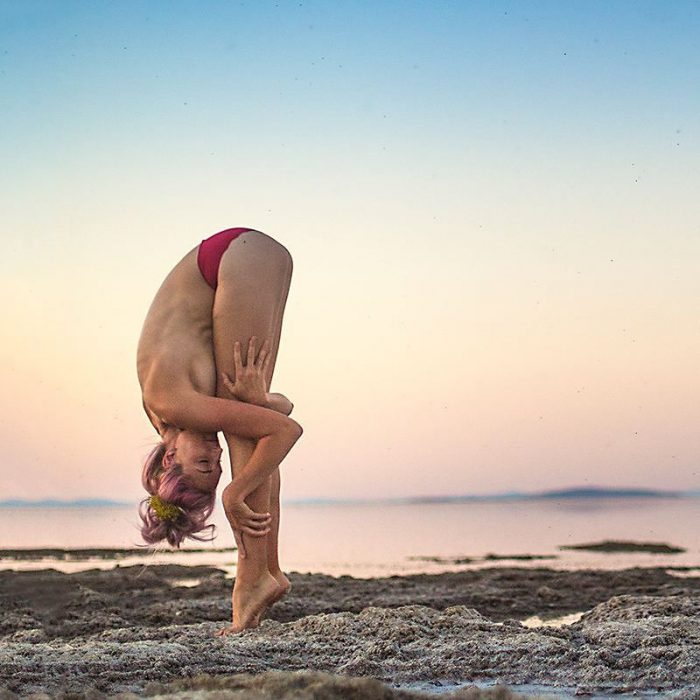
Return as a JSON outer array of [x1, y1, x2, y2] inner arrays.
[[267, 418, 302, 454], [284, 418, 303, 442]]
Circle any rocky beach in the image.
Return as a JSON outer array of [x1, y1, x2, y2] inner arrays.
[[1, 554, 699, 698]]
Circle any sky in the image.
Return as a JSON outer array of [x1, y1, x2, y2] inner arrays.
[[1, 0, 698, 502]]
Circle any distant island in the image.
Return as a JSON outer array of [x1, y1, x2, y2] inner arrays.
[[401, 486, 687, 504], [530, 486, 686, 499], [287, 486, 694, 506], [0, 498, 130, 508]]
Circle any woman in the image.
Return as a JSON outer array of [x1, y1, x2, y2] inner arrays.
[[136, 227, 302, 634]]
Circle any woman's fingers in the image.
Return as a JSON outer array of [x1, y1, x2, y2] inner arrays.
[[256, 338, 271, 369], [243, 517, 271, 531], [236, 510, 271, 532], [247, 336, 257, 366], [262, 347, 272, 380], [235, 336, 272, 378], [250, 510, 272, 521], [233, 342, 243, 376], [226, 500, 271, 539], [242, 526, 271, 536], [223, 373, 236, 391]]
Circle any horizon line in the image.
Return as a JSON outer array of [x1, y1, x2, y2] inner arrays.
[[0, 485, 698, 508]]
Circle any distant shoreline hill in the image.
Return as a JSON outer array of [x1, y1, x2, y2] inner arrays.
[[289, 486, 698, 506], [399, 486, 694, 505], [0, 498, 130, 508], [0, 487, 698, 508]]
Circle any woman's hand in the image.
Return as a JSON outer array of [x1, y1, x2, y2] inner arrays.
[[222, 482, 272, 558], [222, 336, 271, 406]]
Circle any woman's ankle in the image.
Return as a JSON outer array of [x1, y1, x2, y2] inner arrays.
[[235, 559, 272, 584], [268, 568, 290, 588]]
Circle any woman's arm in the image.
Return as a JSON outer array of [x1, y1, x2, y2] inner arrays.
[[154, 390, 291, 437], [232, 390, 292, 416], [155, 390, 302, 501]]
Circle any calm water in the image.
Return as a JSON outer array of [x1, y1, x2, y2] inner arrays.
[[1, 497, 698, 577]]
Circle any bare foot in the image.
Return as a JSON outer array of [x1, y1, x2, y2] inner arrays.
[[252, 571, 292, 625], [215, 572, 280, 636]]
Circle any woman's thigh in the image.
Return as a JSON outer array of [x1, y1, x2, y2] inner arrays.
[[212, 230, 293, 396]]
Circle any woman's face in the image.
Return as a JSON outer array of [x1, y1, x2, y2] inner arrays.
[[171, 430, 223, 492]]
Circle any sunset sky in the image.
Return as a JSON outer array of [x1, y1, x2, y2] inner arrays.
[[1, 0, 698, 502]]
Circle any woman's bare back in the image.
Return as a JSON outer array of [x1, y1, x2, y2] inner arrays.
[[137, 247, 217, 424]]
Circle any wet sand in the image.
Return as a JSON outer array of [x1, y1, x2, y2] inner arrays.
[[0, 560, 699, 698]]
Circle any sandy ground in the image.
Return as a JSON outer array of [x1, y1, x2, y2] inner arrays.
[[0, 563, 699, 698]]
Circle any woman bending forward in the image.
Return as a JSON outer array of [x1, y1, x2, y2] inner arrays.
[[136, 227, 301, 633]]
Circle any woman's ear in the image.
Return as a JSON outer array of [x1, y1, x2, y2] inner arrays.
[[162, 449, 176, 469]]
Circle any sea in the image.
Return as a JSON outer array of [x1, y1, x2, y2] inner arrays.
[[1, 495, 698, 578]]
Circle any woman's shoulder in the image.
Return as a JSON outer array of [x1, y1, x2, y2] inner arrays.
[[141, 374, 189, 433], [141, 395, 168, 435]]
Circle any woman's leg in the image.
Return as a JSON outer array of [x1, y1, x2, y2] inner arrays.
[[212, 230, 293, 628], [267, 468, 285, 581]]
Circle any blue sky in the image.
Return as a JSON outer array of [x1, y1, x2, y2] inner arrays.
[[1, 0, 698, 500]]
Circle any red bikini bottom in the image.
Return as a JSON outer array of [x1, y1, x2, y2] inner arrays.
[[197, 228, 254, 290]]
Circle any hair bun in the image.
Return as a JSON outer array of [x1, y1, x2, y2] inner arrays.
[[149, 494, 182, 522]]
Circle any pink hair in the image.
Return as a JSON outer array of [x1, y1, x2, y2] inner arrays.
[[138, 441, 216, 548]]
